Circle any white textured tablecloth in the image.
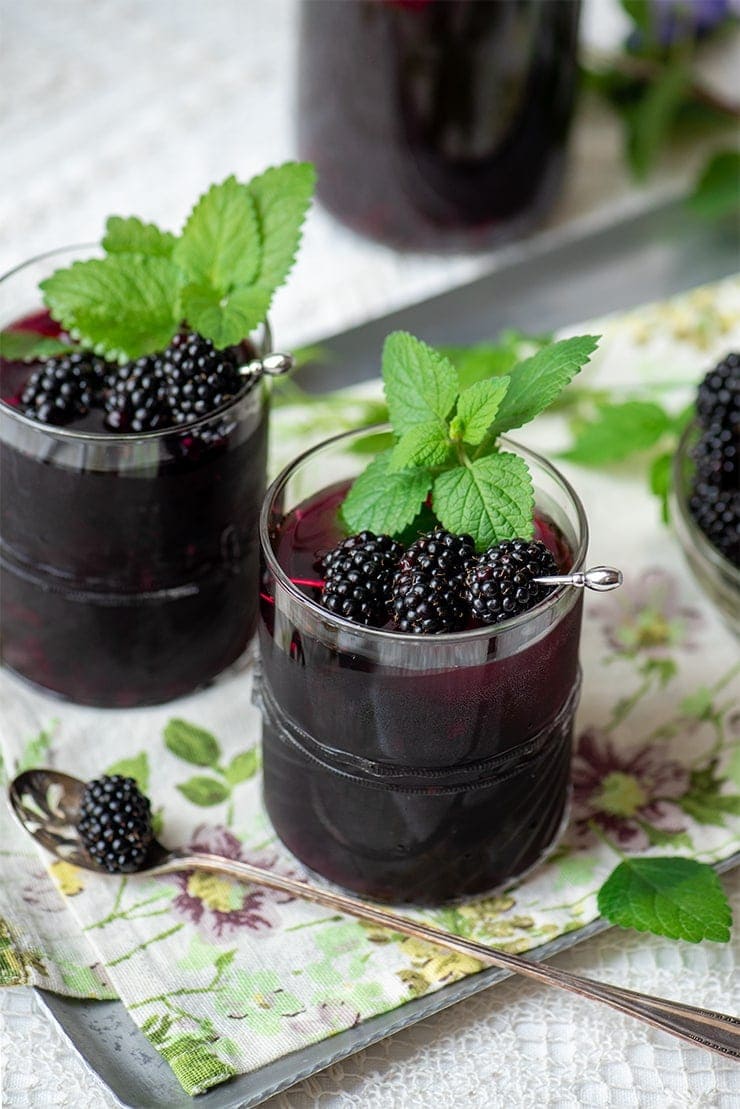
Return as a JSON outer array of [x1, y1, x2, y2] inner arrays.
[[1, 1, 739, 1106]]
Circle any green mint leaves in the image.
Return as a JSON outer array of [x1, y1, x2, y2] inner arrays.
[[0, 330, 74, 361], [342, 331, 598, 549], [38, 163, 315, 361], [598, 856, 732, 943]]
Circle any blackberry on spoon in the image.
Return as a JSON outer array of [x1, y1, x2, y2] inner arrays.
[[466, 538, 558, 624], [77, 774, 153, 874]]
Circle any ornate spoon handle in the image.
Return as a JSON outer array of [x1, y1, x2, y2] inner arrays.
[[154, 851, 740, 1059]]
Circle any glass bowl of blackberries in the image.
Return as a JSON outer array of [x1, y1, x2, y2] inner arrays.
[[672, 353, 739, 635]]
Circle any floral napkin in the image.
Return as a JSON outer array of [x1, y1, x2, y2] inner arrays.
[[1, 279, 739, 1097]]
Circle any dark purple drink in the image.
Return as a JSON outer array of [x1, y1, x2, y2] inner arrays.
[[1, 287, 269, 707], [258, 430, 587, 905], [298, 0, 581, 250]]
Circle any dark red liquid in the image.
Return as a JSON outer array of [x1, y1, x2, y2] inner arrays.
[[298, 0, 581, 250], [0, 312, 268, 706], [259, 482, 583, 904]]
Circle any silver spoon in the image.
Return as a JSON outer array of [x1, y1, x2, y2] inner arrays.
[[9, 768, 739, 1059], [535, 566, 623, 591]]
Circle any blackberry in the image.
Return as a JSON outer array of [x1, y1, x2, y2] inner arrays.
[[465, 538, 558, 625], [696, 354, 739, 432], [692, 424, 738, 492], [689, 485, 740, 567], [398, 527, 475, 589], [104, 355, 171, 432], [21, 351, 107, 426], [77, 774, 153, 874], [320, 531, 403, 626], [103, 332, 245, 433], [391, 568, 468, 633], [165, 333, 243, 425]]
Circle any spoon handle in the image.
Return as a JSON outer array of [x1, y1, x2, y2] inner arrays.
[[156, 851, 740, 1059]]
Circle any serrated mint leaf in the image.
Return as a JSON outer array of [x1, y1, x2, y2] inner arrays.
[[597, 857, 731, 943], [342, 450, 432, 536], [688, 150, 740, 221], [175, 176, 261, 294], [40, 255, 181, 361], [165, 719, 221, 767], [383, 332, 459, 436], [247, 161, 315, 292], [0, 330, 74, 361], [489, 335, 599, 437], [451, 377, 510, 446], [562, 400, 671, 466], [389, 421, 451, 472], [105, 751, 150, 792], [181, 281, 271, 349], [177, 776, 230, 807], [433, 452, 534, 550], [224, 748, 260, 786], [102, 216, 177, 258]]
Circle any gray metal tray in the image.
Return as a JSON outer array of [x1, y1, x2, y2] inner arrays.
[[34, 196, 740, 1107]]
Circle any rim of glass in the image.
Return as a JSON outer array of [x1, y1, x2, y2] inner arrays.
[[672, 419, 740, 585], [260, 423, 590, 643], [0, 243, 271, 444]]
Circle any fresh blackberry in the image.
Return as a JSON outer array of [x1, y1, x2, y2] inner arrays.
[[692, 423, 738, 492], [320, 531, 403, 626], [165, 333, 243, 425], [77, 774, 153, 874], [398, 527, 475, 590], [689, 485, 740, 567], [21, 351, 106, 426], [391, 568, 468, 633], [103, 332, 245, 433], [696, 354, 739, 432], [465, 538, 558, 625], [104, 355, 171, 432]]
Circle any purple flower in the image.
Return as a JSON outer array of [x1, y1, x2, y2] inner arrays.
[[571, 729, 691, 851], [597, 568, 703, 659], [167, 825, 293, 939], [629, 0, 735, 48]]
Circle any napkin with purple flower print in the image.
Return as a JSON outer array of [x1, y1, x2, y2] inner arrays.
[[1, 278, 739, 1096]]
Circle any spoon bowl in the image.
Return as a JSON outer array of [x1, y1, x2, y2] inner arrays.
[[9, 767, 740, 1060]]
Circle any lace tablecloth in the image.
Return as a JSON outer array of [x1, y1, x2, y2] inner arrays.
[[2, 1, 740, 1106]]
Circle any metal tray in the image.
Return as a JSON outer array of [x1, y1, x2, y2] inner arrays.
[[34, 196, 740, 1107]]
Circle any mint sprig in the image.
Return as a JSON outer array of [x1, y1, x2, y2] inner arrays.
[[37, 162, 315, 362], [342, 331, 599, 549], [598, 856, 731, 943]]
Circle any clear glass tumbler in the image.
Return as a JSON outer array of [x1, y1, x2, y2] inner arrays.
[[257, 425, 588, 905], [0, 246, 271, 706]]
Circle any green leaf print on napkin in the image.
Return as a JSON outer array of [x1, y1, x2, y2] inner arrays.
[[165, 719, 260, 824]]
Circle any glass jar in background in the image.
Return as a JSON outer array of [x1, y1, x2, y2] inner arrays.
[[298, 0, 582, 251], [257, 425, 588, 905], [0, 247, 271, 707]]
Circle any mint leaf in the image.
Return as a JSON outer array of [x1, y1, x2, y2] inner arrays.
[[165, 719, 221, 768], [175, 176, 261, 293], [247, 162, 315, 291], [489, 335, 599, 437], [0, 330, 74, 361], [597, 857, 731, 943], [433, 452, 534, 550], [177, 777, 230, 806], [688, 150, 740, 221], [562, 400, 671, 466], [181, 282, 271, 348], [383, 332, 459, 436], [341, 451, 432, 536], [102, 216, 177, 259], [389, 421, 451, 472], [451, 378, 510, 446], [40, 255, 181, 361]]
